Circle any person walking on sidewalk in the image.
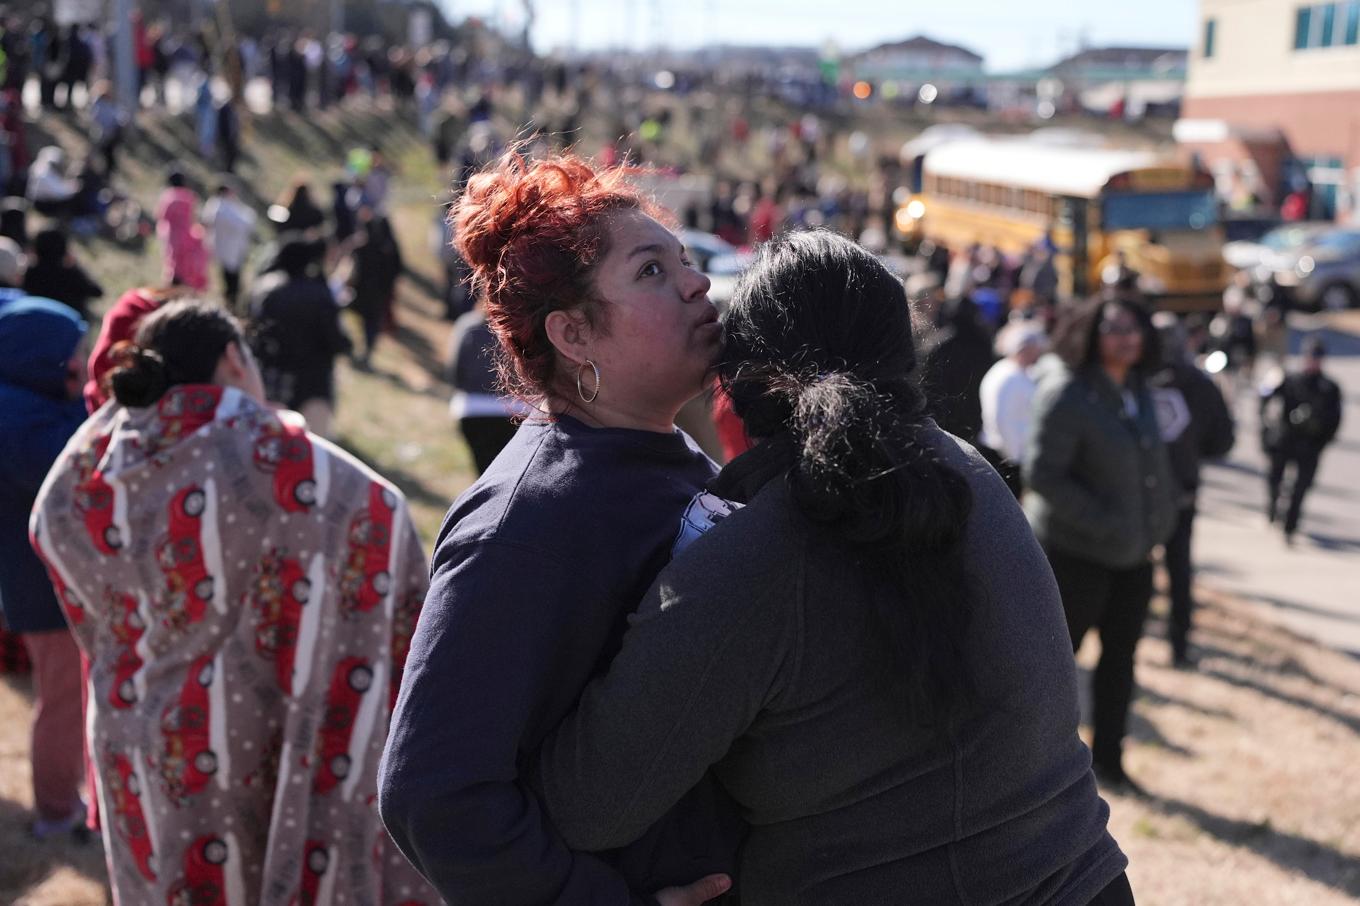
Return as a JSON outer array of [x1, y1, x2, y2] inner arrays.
[[1261, 336, 1343, 545], [1148, 314, 1235, 668], [0, 296, 90, 840], [1023, 294, 1177, 795]]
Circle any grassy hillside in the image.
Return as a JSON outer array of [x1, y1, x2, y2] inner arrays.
[[33, 101, 475, 541], [2, 96, 479, 906]]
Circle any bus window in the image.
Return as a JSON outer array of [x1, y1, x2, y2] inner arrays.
[[1102, 191, 1218, 231]]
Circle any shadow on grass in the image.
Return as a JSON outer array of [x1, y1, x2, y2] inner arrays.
[[1305, 532, 1360, 553], [1146, 793, 1360, 897], [332, 433, 450, 512], [387, 320, 446, 381], [1153, 601, 1360, 697], [1, 672, 35, 704], [1196, 664, 1360, 738], [401, 267, 445, 308], [1133, 684, 1235, 722], [1075, 664, 1196, 760], [0, 795, 109, 904]]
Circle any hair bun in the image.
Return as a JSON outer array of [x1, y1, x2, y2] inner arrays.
[[451, 150, 639, 286], [108, 342, 171, 408]]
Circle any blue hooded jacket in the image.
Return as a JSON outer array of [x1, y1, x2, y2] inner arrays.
[[0, 296, 89, 633]]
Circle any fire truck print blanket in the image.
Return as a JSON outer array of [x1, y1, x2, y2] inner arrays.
[[29, 384, 438, 906]]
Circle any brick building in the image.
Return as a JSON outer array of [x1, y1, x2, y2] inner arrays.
[[1177, 0, 1360, 221]]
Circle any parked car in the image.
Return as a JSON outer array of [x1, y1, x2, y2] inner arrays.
[[109, 591, 147, 708], [108, 750, 157, 881], [72, 434, 122, 555], [252, 552, 311, 694], [339, 483, 397, 617], [313, 657, 375, 796], [156, 485, 215, 630], [166, 834, 231, 906], [158, 653, 220, 803], [252, 420, 319, 513], [1268, 228, 1360, 311], [1223, 222, 1329, 272]]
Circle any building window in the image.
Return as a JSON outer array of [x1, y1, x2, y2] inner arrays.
[[1289, 2, 1354, 47], [1204, 18, 1217, 57], [1295, 2, 1360, 48], [1321, 3, 1337, 43]]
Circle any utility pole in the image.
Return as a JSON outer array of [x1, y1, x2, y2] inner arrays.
[[114, 0, 139, 128]]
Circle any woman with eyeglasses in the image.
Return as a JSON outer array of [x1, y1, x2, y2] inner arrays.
[[1023, 294, 1177, 796]]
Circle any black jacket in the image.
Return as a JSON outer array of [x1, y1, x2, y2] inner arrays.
[[1261, 371, 1343, 453], [250, 273, 352, 408], [22, 261, 103, 318], [1148, 360, 1235, 501], [918, 297, 995, 443]]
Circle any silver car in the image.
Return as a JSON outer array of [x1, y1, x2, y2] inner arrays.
[[1269, 228, 1360, 311], [1223, 222, 1329, 272]]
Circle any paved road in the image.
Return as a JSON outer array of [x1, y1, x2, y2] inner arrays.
[[1194, 314, 1360, 657]]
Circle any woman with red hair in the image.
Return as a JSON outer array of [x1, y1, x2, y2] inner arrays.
[[380, 152, 739, 905]]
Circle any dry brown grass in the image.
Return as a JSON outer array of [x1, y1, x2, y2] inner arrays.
[[1097, 588, 1360, 904], [0, 673, 110, 905], [7, 584, 1358, 905]]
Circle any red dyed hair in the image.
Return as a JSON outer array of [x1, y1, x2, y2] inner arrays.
[[452, 150, 662, 404]]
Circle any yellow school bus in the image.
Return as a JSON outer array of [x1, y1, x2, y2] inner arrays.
[[896, 138, 1227, 312]]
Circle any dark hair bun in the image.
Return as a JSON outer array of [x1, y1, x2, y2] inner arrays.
[[108, 342, 171, 408], [447, 148, 657, 404]]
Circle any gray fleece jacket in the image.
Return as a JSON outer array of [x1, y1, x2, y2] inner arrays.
[[536, 426, 1126, 905], [1023, 357, 1177, 569]]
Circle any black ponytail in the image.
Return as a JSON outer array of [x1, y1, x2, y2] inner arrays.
[[106, 298, 245, 407], [108, 343, 172, 407], [718, 230, 975, 727]]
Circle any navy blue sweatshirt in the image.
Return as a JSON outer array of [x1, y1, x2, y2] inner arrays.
[[379, 415, 743, 905]]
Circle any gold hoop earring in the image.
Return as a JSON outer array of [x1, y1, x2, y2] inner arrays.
[[576, 359, 600, 404]]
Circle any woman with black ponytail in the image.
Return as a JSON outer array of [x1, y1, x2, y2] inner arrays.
[[536, 231, 1134, 905]]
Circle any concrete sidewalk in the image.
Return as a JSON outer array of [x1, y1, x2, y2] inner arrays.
[[1193, 315, 1360, 658]]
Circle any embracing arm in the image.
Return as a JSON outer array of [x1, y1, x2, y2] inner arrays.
[[535, 535, 795, 852], [378, 539, 645, 906]]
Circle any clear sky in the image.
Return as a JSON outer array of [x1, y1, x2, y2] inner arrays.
[[436, 0, 1200, 72]]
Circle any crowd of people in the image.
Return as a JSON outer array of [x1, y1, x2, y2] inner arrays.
[[0, 9, 1350, 906]]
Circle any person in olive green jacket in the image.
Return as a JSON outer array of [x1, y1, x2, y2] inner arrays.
[[1023, 293, 1177, 796]]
